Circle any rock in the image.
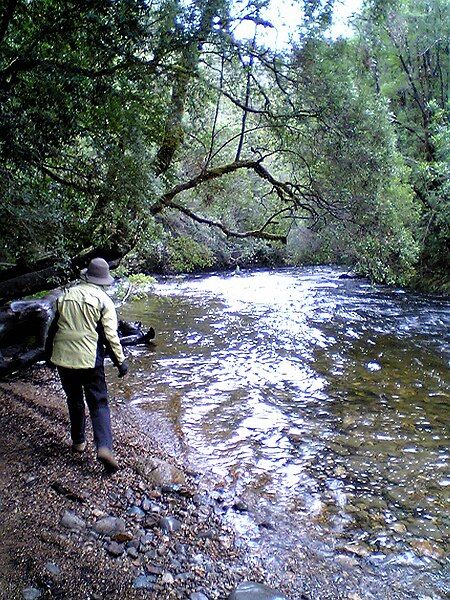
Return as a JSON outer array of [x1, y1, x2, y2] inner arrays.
[[45, 562, 61, 576], [144, 513, 160, 528], [127, 547, 139, 559], [106, 541, 124, 557], [146, 564, 163, 575], [22, 588, 42, 600], [60, 510, 86, 531], [390, 522, 407, 534], [112, 531, 134, 543], [159, 516, 182, 534], [228, 582, 288, 600], [410, 539, 445, 560], [232, 500, 249, 512], [141, 497, 152, 511], [161, 572, 175, 585], [93, 516, 126, 537], [127, 505, 146, 519], [190, 593, 209, 600], [341, 542, 371, 557], [132, 575, 155, 590], [286, 427, 303, 443], [140, 532, 154, 546], [257, 521, 275, 531], [134, 457, 186, 487], [335, 554, 360, 568]]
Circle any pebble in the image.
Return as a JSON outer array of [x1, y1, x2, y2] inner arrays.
[[60, 510, 86, 531], [127, 505, 146, 519], [410, 539, 445, 560], [389, 521, 407, 534], [112, 531, 133, 543], [161, 572, 175, 584], [140, 532, 154, 545], [106, 541, 124, 557], [232, 500, 249, 512], [132, 575, 155, 590], [22, 588, 42, 600], [127, 547, 139, 559], [93, 516, 126, 536], [190, 593, 210, 600], [45, 562, 61, 576], [159, 516, 182, 533], [228, 581, 288, 600]]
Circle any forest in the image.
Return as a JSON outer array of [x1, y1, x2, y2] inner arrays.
[[0, 0, 449, 301]]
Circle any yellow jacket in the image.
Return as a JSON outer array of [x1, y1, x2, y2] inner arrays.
[[51, 282, 125, 369]]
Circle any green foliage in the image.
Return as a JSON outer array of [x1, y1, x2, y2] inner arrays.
[[128, 273, 157, 287], [354, 0, 450, 287], [1, 0, 447, 293], [166, 235, 215, 273], [116, 273, 156, 301]]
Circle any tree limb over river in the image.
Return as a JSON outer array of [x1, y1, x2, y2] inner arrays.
[[1, 0, 448, 300]]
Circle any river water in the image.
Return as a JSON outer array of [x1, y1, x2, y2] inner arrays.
[[115, 266, 449, 599]]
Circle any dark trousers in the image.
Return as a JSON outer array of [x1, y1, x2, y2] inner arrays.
[[57, 366, 113, 451]]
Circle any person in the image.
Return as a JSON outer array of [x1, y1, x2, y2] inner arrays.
[[46, 257, 128, 473]]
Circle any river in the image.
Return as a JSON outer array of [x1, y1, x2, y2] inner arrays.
[[114, 266, 449, 599]]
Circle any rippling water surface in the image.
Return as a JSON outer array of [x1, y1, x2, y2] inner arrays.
[[115, 266, 449, 598]]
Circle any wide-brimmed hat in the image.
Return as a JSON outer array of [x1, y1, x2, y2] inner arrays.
[[80, 258, 114, 285]]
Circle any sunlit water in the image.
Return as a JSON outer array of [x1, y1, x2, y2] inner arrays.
[[114, 266, 449, 598]]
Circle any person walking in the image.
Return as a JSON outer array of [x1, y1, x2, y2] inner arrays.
[[46, 257, 128, 472]]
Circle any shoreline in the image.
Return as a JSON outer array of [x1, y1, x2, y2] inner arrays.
[[1, 364, 445, 600], [0, 364, 289, 600]]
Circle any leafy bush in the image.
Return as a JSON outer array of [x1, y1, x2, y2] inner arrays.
[[166, 236, 214, 273]]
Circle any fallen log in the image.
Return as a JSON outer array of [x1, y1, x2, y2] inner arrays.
[[0, 296, 155, 377]]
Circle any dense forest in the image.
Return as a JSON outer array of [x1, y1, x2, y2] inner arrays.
[[0, 0, 448, 300]]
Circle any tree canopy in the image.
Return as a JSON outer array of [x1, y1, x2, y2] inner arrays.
[[0, 0, 448, 300]]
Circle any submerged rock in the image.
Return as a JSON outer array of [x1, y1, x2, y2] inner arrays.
[[410, 539, 445, 560], [134, 457, 186, 487], [228, 581, 287, 600]]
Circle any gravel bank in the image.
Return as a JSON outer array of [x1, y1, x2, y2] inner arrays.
[[0, 365, 293, 600]]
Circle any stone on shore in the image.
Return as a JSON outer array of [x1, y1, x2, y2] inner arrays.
[[228, 581, 288, 600], [106, 541, 125, 557], [132, 574, 156, 590], [60, 510, 86, 531], [135, 456, 186, 487], [22, 588, 42, 600], [159, 515, 182, 534], [93, 516, 126, 536]]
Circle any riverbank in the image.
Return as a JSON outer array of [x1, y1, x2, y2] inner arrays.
[[0, 364, 290, 600], [1, 359, 447, 600]]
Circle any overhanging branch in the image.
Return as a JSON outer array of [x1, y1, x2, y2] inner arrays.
[[148, 157, 325, 242], [163, 199, 287, 242]]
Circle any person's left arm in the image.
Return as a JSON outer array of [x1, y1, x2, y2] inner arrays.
[[100, 298, 127, 374]]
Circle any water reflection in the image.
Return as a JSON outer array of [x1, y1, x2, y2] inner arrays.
[[115, 267, 449, 597]]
